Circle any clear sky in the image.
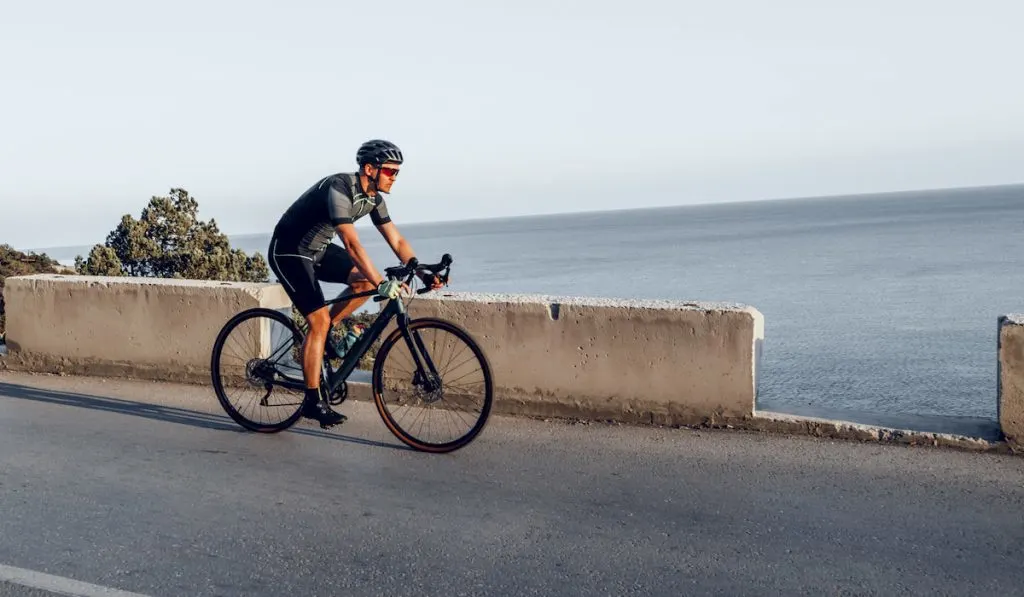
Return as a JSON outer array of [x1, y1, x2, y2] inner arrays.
[[2, 0, 1022, 250]]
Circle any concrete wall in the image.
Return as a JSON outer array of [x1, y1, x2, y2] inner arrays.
[[1, 276, 764, 425], [998, 314, 1024, 449], [405, 292, 764, 426], [1, 274, 290, 384]]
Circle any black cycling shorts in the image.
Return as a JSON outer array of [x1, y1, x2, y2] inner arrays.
[[268, 239, 355, 316]]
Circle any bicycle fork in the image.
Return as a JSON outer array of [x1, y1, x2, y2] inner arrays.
[[396, 309, 443, 398]]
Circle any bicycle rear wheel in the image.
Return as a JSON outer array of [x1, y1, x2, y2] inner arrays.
[[210, 307, 307, 433], [372, 318, 493, 453]]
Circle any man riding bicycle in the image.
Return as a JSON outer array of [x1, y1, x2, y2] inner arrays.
[[268, 139, 442, 428]]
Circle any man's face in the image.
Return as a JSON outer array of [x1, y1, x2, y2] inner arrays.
[[370, 162, 400, 193]]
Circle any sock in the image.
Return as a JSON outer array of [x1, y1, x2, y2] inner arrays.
[[305, 387, 322, 404]]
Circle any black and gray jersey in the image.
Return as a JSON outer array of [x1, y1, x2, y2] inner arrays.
[[272, 172, 391, 258]]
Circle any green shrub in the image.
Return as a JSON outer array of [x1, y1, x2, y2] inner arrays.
[[75, 188, 268, 282]]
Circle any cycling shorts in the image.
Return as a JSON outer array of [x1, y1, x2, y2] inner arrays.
[[268, 238, 355, 316]]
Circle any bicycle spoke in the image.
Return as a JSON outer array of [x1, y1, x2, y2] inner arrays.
[[441, 337, 469, 376], [442, 359, 485, 386]]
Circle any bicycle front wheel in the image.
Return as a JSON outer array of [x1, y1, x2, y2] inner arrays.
[[210, 307, 307, 433], [372, 318, 493, 453]]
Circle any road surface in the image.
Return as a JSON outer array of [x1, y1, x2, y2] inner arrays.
[[1, 372, 1022, 596]]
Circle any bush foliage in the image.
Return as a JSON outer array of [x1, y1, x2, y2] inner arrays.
[[75, 188, 269, 282]]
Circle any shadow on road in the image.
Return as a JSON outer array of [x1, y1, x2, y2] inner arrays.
[[0, 381, 409, 452]]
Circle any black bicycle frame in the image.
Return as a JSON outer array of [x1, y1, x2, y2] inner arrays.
[[270, 254, 453, 395], [324, 295, 403, 391], [272, 292, 439, 395]]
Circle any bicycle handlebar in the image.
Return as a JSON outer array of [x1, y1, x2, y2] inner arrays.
[[373, 253, 454, 302]]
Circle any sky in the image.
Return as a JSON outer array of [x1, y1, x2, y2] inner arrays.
[[1, 0, 1022, 250]]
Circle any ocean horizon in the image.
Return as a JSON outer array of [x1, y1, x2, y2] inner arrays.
[[25, 182, 1024, 261]]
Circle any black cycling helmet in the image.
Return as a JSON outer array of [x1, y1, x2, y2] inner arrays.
[[356, 139, 404, 167]]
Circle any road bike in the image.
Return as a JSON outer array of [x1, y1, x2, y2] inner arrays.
[[209, 254, 493, 453]]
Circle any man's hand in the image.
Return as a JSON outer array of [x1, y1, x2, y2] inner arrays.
[[377, 279, 405, 300], [417, 271, 446, 290]]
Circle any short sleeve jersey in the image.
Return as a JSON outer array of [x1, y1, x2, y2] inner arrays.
[[272, 172, 391, 257]]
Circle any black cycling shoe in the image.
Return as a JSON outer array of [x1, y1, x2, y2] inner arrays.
[[301, 396, 347, 428]]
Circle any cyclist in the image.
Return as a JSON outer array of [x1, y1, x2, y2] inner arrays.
[[267, 139, 442, 428]]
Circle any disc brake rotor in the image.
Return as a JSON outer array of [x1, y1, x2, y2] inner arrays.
[[412, 371, 444, 404]]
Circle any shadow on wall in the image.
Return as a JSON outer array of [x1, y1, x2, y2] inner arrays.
[[754, 335, 763, 402]]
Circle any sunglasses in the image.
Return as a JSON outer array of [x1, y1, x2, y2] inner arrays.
[[379, 166, 400, 177]]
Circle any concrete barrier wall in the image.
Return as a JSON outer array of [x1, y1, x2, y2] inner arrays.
[[405, 292, 764, 426], [998, 314, 1024, 449], [1, 274, 290, 384], [1, 275, 764, 425]]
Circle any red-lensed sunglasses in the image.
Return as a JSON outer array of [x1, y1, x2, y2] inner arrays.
[[379, 166, 400, 177]]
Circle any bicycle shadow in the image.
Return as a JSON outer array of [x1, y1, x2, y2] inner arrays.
[[0, 381, 409, 452]]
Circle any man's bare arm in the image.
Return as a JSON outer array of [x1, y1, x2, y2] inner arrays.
[[336, 223, 384, 286], [376, 221, 416, 265], [377, 221, 444, 289]]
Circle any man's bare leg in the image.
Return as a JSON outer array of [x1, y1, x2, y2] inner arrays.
[[328, 270, 375, 326], [302, 307, 332, 390], [298, 305, 346, 427]]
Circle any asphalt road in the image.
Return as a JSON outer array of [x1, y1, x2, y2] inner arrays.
[[1, 372, 1022, 597]]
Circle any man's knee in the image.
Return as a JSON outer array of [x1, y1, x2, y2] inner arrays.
[[305, 308, 331, 336]]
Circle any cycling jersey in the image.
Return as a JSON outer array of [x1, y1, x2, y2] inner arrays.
[[268, 172, 391, 315], [272, 172, 391, 258]]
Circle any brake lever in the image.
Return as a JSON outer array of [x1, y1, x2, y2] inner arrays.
[[415, 262, 451, 294]]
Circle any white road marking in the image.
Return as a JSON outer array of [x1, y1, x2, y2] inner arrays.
[[0, 564, 153, 597]]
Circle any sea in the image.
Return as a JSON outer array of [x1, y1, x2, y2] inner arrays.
[[28, 184, 1024, 435]]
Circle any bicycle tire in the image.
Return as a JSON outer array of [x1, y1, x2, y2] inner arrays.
[[210, 307, 306, 433], [372, 317, 494, 453]]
